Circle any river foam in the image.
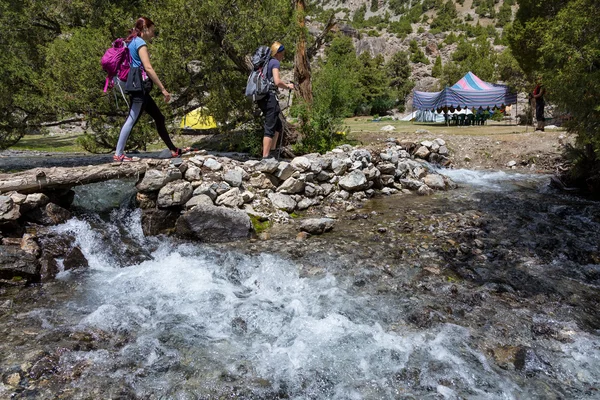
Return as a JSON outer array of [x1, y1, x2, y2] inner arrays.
[[44, 212, 600, 399]]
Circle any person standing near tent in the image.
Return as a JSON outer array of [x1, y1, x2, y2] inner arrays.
[[114, 17, 185, 162], [533, 79, 546, 132], [256, 41, 295, 159]]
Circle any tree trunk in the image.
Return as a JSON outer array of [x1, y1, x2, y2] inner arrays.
[[0, 160, 169, 194], [294, 0, 313, 105]]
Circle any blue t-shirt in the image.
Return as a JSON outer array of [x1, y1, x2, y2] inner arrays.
[[128, 37, 147, 68], [266, 58, 280, 84]]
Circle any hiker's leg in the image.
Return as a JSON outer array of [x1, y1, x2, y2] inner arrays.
[[261, 95, 280, 157], [271, 118, 283, 151], [144, 94, 177, 151], [116, 94, 144, 156], [262, 136, 273, 158]]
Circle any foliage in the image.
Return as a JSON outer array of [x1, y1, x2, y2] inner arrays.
[[439, 34, 497, 86], [508, 0, 600, 192], [0, 0, 295, 151], [432, 55, 443, 78], [386, 51, 415, 111], [292, 35, 357, 154], [388, 17, 413, 38], [496, 2, 513, 27], [430, 0, 459, 33], [409, 40, 430, 64], [355, 53, 394, 115]]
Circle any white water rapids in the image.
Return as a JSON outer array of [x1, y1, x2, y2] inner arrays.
[[8, 172, 598, 399]]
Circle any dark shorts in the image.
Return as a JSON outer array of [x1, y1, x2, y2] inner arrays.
[[536, 101, 545, 121], [257, 93, 282, 138]]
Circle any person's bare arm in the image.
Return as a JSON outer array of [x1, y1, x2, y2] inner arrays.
[[139, 46, 171, 102], [272, 68, 294, 90]]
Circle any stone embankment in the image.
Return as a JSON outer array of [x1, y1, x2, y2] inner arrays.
[[0, 138, 455, 284]]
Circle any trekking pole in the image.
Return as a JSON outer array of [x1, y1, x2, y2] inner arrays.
[[277, 85, 293, 160]]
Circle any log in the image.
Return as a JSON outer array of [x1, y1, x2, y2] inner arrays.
[[0, 159, 171, 194]]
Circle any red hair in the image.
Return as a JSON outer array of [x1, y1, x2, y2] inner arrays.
[[126, 17, 155, 42]]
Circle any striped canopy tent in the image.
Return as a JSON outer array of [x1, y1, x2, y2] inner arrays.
[[412, 72, 517, 111]]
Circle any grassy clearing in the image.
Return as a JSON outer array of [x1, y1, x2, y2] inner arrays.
[[11, 133, 84, 153], [9, 132, 207, 154], [343, 116, 539, 137]]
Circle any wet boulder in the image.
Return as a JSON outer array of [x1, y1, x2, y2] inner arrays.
[[299, 218, 335, 235], [423, 174, 447, 190], [175, 204, 252, 242], [24, 202, 71, 225], [0, 245, 40, 282], [63, 246, 89, 270], [141, 209, 180, 236]]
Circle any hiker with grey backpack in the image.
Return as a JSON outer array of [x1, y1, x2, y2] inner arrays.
[[246, 42, 294, 159]]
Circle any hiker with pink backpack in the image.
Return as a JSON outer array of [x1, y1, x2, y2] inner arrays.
[[102, 17, 189, 162]]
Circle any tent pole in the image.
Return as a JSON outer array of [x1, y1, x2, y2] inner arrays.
[[515, 97, 518, 127]]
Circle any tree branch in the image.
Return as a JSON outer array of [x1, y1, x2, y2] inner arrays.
[[307, 13, 336, 59]]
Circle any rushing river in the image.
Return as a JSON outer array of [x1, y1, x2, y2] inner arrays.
[[1, 170, 599, 399]]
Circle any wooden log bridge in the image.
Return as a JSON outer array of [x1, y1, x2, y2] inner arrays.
[[0, 160, 171, 194]]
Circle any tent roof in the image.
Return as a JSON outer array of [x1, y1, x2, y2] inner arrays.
[[412, 72, 517, 111], [450, 71, 495, 91]]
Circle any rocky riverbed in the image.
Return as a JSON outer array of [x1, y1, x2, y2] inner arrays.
[[0, 167, 599, 399]]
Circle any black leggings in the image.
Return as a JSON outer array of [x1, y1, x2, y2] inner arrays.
[[116, 93, 177, 155], [257, 93, 282, 138]]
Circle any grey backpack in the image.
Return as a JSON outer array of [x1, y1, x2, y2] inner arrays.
[[245, 46, 273, 101]]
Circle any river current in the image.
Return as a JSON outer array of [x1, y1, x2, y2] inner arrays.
[[0, 169, 598, 399]]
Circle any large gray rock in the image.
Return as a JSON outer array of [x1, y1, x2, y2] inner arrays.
[[339, 170, 369, 191], [273, 162, 298, 181], [175, 204, 252, 242], [350, 149, 372, 162], [268, 193, 297, 213], [423, 174, 446, 190], [0, 196, 20, 221], [249, 173, 276, 190], [216, 188, 244, 208], [331, 158, 349, 176], [137, 168, 182, 192], [414, 146, 431, 159], [193, 185, 217, 201], [290, 156, 312, 172], [0, 245, 40, 282], [254, 158, 279, 174], [399, 178, 424, 191], [184, 165, 202, 181], [203, 158, 223, 171], [299, 218, 336, 235], [277, 177, 305, 194], [184, 194, 214, 210], [223, 169, 243, 188], [296, 198, 319, 210], [377, 163, 397, 175], [22, 193, 50, 212], [157, 180, 194, 208]]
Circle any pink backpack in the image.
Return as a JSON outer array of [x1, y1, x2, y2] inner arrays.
[[101, 38, 131, 92]]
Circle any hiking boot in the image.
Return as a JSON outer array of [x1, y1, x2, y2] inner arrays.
[[113, 154, 140, 162]]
